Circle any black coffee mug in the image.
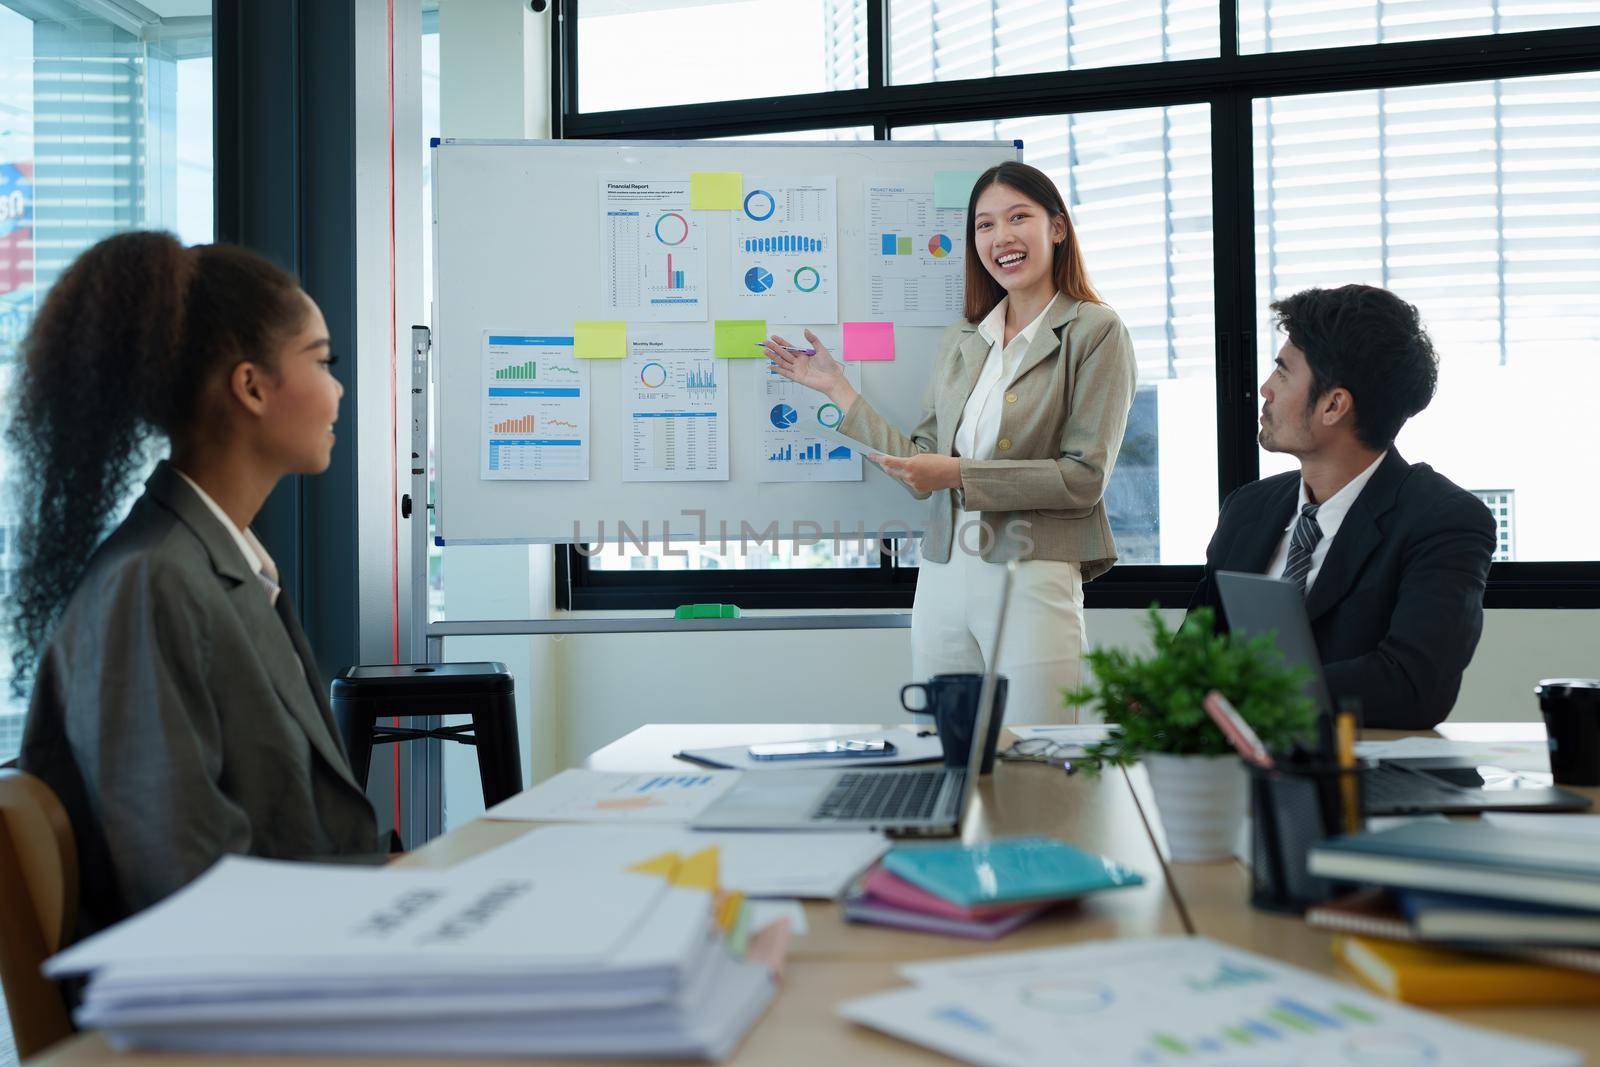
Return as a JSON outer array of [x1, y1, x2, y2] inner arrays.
[[1536, 679, 1600, 787], [899, 672, 1008, 774]]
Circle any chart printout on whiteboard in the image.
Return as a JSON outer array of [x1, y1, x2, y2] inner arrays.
[[480, 333, 591, 481], [622, 324, 729, 482], [865, 185, 967, 327], [759, 352, 862, 483], [600, 177, 708, 322], [725, 177, 840, 325]]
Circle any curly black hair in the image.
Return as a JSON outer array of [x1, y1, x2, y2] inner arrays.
[[1270, 284, 1439, 451], [5, 231, 306, 696]]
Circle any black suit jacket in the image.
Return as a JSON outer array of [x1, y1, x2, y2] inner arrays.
[[1187, 451, 1496, 730]]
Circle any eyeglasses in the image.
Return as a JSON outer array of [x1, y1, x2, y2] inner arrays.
[[997, 737, 1078, 772]]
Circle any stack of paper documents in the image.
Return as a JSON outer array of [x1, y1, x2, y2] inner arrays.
[[838, 936, 1581, 1066], [48, 856, 777, 1059]]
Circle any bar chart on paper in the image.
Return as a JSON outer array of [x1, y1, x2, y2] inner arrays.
[[623, 326, 728, 483], [865, 185, 967, 326], [480, 333, 591, 480], [759, 360, 861, 483], [842, 938, 1577, 1067], [727, 176, 839, 323], [600, 178, 707, 322]]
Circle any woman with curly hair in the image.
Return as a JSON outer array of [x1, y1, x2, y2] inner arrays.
[[8, 231, 380, 936]]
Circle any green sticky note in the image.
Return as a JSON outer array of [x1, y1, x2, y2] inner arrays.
[[690, 172, 743, 210], [714, 319, 768, 358], [573, 320, 627, 359], [933, 170, 982, 210]]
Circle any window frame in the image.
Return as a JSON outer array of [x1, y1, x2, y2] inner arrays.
[[549, 0, 1600, 611]]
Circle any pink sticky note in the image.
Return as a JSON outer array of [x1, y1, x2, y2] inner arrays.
[[843, 321, 895, 362]]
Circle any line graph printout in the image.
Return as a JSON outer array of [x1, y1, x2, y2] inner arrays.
[[480, 332, 590, 481], [599, 177, 707, 322], [622, 325, 728, 482], [865, 185, 967, 327], [758, 342, 861, 484], [725, 177, 839, 325]]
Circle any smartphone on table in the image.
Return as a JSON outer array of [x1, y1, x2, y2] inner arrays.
[[747, 739, 898, 761]]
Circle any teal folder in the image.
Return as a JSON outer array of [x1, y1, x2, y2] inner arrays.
[[882, 836, 1145, 907]]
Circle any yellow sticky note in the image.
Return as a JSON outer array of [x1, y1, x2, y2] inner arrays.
[[691, 172, 743, 210], [672, 846, 721, 891], [573, 320, 627, 359], [714, 319, 768, 358]]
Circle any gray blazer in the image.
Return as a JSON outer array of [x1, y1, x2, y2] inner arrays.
[[837, 294, 1137, 576], [21, 461, 380, 935]]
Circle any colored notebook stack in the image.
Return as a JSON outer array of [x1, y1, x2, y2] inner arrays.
[[842, 836, 1144, 939], [1307, 821, 1600, 1005]]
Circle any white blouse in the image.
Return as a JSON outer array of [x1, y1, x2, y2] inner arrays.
[[953, 294, 1057, 462]]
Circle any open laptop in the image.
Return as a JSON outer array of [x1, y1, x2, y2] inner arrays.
[[1215, 571, 1591, 816], [691, 561, 1016, 836]]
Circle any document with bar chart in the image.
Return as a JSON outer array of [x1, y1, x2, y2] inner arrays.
[[758, 357, 861, 484], [621, 325, 727, 482], [599, 177, 707, 322], [725, 176, 839, 324], [865, 185, 967, 327], [480, 332, 590, 481], [839, 937, 1579, 1067]]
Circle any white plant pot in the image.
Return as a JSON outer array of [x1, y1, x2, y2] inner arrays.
[[1142, 752, 1249, 863]]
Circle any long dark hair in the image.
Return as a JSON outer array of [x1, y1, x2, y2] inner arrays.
[[963, 161, 1100, 323], [5, 231, 306, 695]]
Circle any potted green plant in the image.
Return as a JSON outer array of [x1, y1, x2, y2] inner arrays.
[[1064, 605, 1316, 862]]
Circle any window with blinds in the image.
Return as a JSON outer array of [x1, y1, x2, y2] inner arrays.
[[1254, 72, 1600, 561], [897, 106, 1216, 565], [577, 0, 867, 113], [1240, 0, 1600, 53], [888, 0, 1218, 83]]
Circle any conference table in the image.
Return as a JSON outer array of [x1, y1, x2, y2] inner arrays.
[[33, 722, 1600, 1065]]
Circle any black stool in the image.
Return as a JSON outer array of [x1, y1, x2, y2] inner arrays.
[[330, 662, 523, 808]]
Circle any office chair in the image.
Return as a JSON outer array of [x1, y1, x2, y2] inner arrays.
[[0, 769, 78, 1058]]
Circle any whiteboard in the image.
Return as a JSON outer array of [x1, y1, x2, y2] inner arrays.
[[431, 138, 1019, 544]]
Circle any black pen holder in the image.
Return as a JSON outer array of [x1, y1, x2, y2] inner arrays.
[[1248, 761, 1367, 914]]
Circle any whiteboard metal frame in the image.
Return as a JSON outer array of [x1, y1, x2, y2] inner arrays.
[[415, 137, 1019, 659]]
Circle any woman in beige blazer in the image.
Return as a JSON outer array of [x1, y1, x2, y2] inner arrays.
[[8, 232, 381, 935], [765, 162, 1137, 723]]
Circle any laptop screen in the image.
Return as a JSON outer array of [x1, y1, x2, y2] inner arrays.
[[956, 560, 1016, 824]]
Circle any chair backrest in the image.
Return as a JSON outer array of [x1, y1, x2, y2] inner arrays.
[[0, 769, 78, 1058]]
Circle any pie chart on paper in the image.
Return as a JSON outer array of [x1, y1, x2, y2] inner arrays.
[[744, 267, 774, 293], [928, 233, 953, 258], [770, 403, 799, 429]]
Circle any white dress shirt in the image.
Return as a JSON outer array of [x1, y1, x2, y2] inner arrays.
[[953, 294, 1056, 462], [174, 468, 282, 606], [1265, 452, 1387, 594]]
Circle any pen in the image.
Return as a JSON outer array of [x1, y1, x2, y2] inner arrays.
[[1335, 709, 1360, 834], [757, 343, 815, 355], [1203, 690, 1274, 769]]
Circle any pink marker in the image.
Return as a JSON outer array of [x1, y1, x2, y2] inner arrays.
[[1204, 690, 1274, 769]]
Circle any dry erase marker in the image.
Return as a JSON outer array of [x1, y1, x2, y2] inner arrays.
[[1203, 690, 1273, 769], [757, 343, 815, 355]]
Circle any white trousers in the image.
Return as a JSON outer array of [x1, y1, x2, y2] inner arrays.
[[910, 536, 1088, 726]]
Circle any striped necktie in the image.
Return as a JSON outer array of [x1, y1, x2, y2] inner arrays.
[[1282, 502, 1324, 595]]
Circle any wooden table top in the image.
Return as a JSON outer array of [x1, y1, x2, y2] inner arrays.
[[34, 722, 1597, 1064]]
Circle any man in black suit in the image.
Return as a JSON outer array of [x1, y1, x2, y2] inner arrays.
[[1188, 285, 1495, 730]]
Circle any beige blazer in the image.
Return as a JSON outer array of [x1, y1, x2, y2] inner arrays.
[[837, 293, 1137, 577], [21, 461, 381, 936]]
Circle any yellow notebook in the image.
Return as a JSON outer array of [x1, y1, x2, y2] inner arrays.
[[1334, 935, 1600, 1006]]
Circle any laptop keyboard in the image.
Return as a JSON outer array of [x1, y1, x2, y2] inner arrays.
[[812, 769, 958, 822], [1363, 764, 1469, 813]]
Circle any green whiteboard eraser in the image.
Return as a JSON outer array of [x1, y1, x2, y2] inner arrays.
[[674, 603, 741, 620]]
